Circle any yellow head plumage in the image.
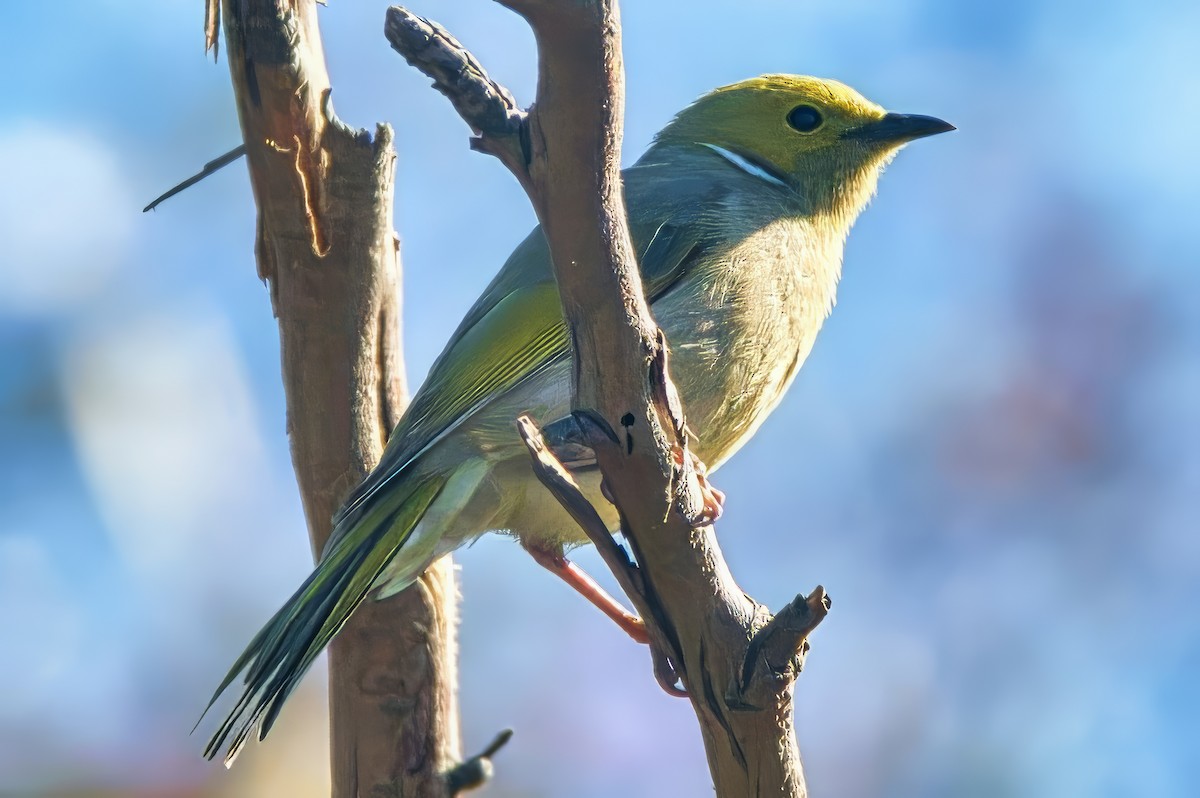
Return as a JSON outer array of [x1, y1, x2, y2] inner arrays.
[[655, 74, 953, 222]]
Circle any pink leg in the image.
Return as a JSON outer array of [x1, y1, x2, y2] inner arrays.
[[523, 543, 650, 644]]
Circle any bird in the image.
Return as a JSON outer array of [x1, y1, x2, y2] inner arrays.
[[201, 74, 953, 762]]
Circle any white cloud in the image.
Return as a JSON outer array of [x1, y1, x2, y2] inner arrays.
[[0, 122, 134, 317]]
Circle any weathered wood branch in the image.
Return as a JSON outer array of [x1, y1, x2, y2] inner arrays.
[[214, 2, 462, 796], [387, 3, 829, 795]]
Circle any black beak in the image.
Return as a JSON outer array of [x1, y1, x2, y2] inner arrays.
[[843, 112, 955, 144]]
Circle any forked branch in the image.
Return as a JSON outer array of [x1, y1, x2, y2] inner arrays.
[[387, 3, 829, 796]]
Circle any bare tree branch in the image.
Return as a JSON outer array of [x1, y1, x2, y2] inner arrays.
[[387, 3, 828, 795], [214, 3, 461, 795]]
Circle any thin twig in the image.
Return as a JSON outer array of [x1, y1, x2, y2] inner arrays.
[[515, 415, 635, 576], [517, 414, 690, 696], [142, 144, 246, 212], [445, 728, 514, 794]]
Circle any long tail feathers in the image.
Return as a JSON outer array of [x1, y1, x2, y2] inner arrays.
[[197, 474, 446, 766]]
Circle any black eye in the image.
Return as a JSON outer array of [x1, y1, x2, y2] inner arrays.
[[787, 104, 823, 133]]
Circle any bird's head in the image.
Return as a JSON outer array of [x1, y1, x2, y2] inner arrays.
[[656, 75, 953, 227]]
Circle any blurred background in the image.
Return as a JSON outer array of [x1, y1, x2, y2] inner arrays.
[[2, 0, 1198, 796]]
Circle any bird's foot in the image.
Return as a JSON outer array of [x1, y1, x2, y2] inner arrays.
[[675, 448, 726, 526]]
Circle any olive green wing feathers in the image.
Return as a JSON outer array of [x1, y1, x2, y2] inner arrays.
[[331, 213, 706, 531], [201, 472, 446, 764]]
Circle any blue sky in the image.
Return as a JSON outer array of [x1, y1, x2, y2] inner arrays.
[[1, 1, 1198, 796]]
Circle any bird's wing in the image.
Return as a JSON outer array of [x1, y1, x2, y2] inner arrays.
[[331, 214, 705, 531]]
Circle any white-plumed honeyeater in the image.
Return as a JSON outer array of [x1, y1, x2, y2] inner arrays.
[[201, 74, 953, 762]]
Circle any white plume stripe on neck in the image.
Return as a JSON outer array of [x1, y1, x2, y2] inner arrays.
[[699, 142, 790, 190]]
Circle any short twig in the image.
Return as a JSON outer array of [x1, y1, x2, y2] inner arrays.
[[445, 728, 514, 794], [731, 587, 831, 709], [383, 7, 526, 139], [384, 6, 532, 184], [143, 144, 246, 212]]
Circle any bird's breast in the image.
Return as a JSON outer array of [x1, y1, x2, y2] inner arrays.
[[657, 216, 841, 469]]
